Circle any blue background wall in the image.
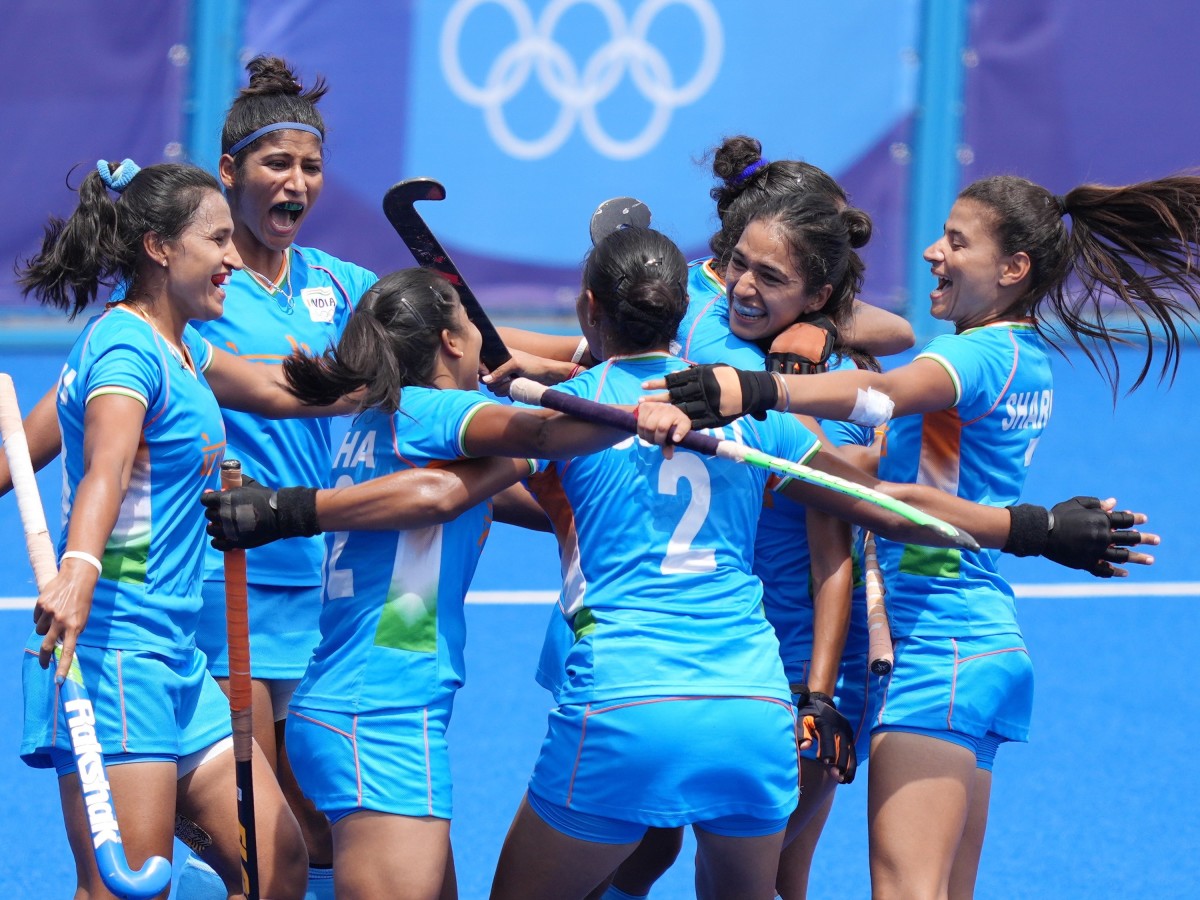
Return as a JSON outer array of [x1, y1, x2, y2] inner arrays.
[[1, 1, 1198, 896]]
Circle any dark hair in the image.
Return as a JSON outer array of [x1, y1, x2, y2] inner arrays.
[[707, 135, 848, 267], [583, 227, 688, 354], [284, 268, 461, 413], [221, 55, 328, 162], [960, 174, 1200, 390], [742, 192, 872, 339], [18, 163, 221, 319]]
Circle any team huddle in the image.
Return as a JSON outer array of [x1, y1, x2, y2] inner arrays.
[[6, 53, 1199, 900]]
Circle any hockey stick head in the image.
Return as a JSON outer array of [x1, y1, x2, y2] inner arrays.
[[382, 177, 446, 221], [590, 196, 651, 245]]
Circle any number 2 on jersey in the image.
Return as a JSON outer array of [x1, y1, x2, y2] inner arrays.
[[658, 453, 716, 575]]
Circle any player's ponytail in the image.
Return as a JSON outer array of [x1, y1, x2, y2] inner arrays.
[[961, 173, 1200, 391], [284, 268, 461, 414], [19, 162, 219, 319]]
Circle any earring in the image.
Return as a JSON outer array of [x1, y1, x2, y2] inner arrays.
[[162, 260, 168, 268]]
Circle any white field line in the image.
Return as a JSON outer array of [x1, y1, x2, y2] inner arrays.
[[1, 582, 1198, 611]]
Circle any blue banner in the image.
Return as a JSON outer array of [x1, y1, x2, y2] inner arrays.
[[0, 1, 188, 316], [241, 0, 919, 315]]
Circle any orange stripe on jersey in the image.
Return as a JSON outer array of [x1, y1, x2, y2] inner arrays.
[[917, 406, 963, 495], [527, 463, 582, 615]]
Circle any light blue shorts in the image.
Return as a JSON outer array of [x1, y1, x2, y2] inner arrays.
[[286, 701, 454, 823], [20, 633, 231, 775], [528, 695, 799, 832], [874, 632, 1033, 744], [198, 579, 322, 680], [789, 652, 885, 761]]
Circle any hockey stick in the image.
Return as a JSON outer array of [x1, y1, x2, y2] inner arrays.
[[508, 378, 980, 552], [382, 177, 511, 371], [589, 196, 651, 245], [219, 459, 260, 900], [864, 533, 894, 676], [0, 373, 172, 900]]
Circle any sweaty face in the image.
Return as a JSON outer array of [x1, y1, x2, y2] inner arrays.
[[922, 198, 1012, 328], [162, 190, 242, 321], [724, 220, 827, 344], [222, 130, 324, 257]]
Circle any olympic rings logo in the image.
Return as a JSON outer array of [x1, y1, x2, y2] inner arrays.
[[440, 0, 724, 160]]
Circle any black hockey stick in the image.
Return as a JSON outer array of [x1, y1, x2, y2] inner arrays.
[[382, 178, 511, 371], [589, 196, 651, 245]]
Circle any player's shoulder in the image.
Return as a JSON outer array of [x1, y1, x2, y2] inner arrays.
[[291, 244, 377, 284]]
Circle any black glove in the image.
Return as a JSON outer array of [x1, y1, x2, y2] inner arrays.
[[1004, 496, 1141, 578], [200, 477, 320, 551], [662, 364, 779, 429], [791, 684, 857, 784], [765, 316, 837, 375]]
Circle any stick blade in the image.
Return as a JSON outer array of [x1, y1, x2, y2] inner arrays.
[[382, 177, 446, 222], [589, 196, 651, 245]]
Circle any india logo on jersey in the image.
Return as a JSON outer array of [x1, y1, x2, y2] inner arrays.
[[301, 287, 338, 323]]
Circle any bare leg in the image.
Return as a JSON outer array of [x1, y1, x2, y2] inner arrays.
[[59, 761, 177, 900], [692, 824, 785, 900], [606, 826, 685, 896], [948, 767, 992, 900], [178, 740, 308, 900], [218, 676, 334, 868], [868, 731, 977, 900], [776, 756, 839, 899], [490, 795, 640, 900], [332, 811, 452, 900]]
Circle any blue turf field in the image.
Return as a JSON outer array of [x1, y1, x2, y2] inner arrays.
[[0, 346, 1197, 897]]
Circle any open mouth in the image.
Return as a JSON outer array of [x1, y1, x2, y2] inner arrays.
[[730, 298, 766, 320], [211, 273, 229, 287], [269, 201, 305, 229]]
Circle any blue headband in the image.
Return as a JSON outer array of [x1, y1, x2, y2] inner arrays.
[[228, 122, 323, 157], [96, 158, 141, 193], [735, 159, 769, 184]]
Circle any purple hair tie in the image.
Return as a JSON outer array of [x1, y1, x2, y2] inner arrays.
[[228, 121, 323, 157], [735, 159, 769, 184]]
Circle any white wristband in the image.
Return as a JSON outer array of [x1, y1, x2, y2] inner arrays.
[[848, 387, 895, 427], [570, 337, 590, 365], [61, 550, 103, 577]]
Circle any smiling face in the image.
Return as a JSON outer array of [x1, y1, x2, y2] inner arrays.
[[724, 219, 829, 344], [220, 130, 324, 267], [159, 189, 242, 322], [923, 198, 1025, 328]]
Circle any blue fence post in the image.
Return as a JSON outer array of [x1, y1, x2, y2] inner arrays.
[[185, 0, 244, 174], [907, 0, 970, 342]]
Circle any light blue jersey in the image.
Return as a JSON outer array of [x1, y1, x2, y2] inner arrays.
[[535, 353, 819, 706], [56, 306, 224, 652], [674, 258, 876, 671], [877, 321, 1052, 639], [674, 257, 765, 367], [289, 386, 496, 714], [195, 245, 376, 586]]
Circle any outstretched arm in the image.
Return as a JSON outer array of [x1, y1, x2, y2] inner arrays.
[[204, 347, 360, 418], [202, 456, 539, 549], [842, 300, 916, 357], [781, 447, 1157, 577]]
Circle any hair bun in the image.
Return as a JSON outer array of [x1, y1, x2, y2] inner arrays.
[[842, 207, 873, 249]]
